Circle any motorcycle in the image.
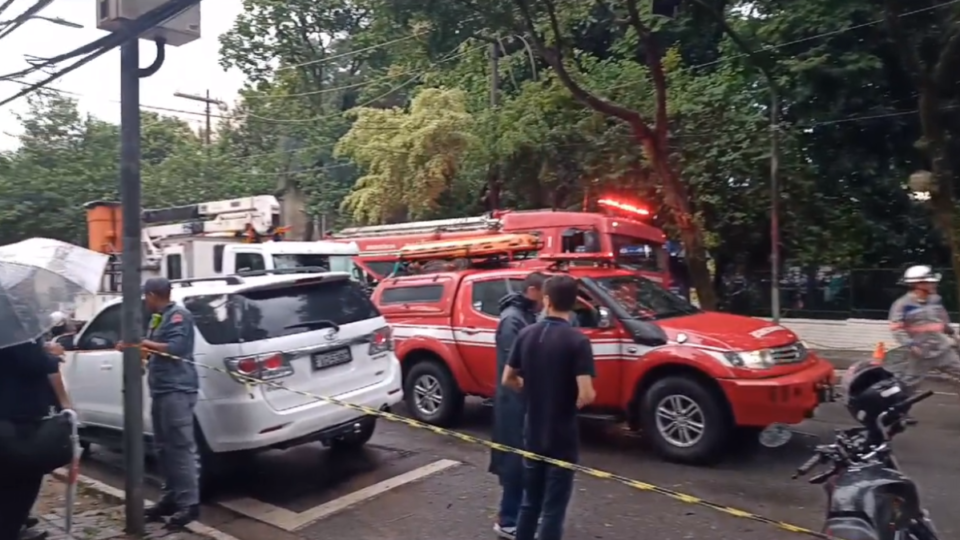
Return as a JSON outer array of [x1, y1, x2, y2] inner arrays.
[[792, 389, 939, 540]]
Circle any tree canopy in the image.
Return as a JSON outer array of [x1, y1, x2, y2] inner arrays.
[[3, 0, 959, 314]]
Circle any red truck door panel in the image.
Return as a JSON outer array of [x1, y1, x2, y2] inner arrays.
[[454, 274, 527, 397], [572, 287, 627, 408]]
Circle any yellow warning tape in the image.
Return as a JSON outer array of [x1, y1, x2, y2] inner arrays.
[[130, 346, 841, 540]]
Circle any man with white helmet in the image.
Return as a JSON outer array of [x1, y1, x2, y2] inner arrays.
[[888, 265, 960, 401]]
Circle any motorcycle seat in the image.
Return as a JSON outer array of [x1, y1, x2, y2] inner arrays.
[[823, 516, 879, 540]]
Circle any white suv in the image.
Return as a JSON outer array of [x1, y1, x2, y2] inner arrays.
[[59, 271, 403, 485]]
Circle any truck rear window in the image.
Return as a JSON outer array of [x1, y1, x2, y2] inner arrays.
[[380, 285, 444, 304], [185, 279, 381, 344]]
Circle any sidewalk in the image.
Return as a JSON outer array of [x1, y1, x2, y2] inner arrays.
[[30, 477, 207, 540]]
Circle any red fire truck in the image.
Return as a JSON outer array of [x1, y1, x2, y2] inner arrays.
[[333, 200, 669, 284]]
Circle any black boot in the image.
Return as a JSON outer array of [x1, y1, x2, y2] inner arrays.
[[164, 505, 199, 530], [145, 499, 177, 523], [904, 415, 919, 426], [22, 517, 38, 530], [18, 528, 48, 540]]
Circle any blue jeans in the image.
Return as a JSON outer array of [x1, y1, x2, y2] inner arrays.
[[516, 460, 575, 540], [499, 475, 524, 527]]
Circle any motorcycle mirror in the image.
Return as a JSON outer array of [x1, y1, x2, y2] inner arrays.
[[758, 423, 793, 448]]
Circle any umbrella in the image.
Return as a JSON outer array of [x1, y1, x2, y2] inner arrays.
[[0, 238, 109, 348]]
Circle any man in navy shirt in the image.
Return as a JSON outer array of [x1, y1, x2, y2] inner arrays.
[[502, 275, 596, 540]]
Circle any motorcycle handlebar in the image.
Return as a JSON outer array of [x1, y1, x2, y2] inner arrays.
[[793, 453, 822, 478], [896, 390, 934, 412]]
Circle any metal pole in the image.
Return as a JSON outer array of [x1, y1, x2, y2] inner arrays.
[[204, 89, 211, 146], [769, 89, 781, 323], [119, 35, 145, 535]]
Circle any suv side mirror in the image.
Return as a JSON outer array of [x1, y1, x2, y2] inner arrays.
[[621, 319, 668, 347], [54, 334, 75, 350], [598, 307, 612, 329]]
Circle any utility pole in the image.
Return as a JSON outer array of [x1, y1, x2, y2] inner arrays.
[[120, 32, 166, 538], [173, 90, 223, 145], [486, 42, 500, 211]]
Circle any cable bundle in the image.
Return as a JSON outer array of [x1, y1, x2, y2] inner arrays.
[[0, 0, 202, 107]]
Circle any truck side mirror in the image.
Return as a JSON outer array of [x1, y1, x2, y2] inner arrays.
[[621, 319, 668, 347], [598, 307, 612, 329], [54, 334, 76, 351]]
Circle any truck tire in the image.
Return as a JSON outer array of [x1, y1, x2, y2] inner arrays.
[[404, 360, 464, 427], [640, 375, 731, 465]]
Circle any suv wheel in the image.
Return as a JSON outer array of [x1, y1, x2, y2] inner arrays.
[[404, 360, 464, 426], [640, 376, 731, 465], [329, 417, 377, 451]]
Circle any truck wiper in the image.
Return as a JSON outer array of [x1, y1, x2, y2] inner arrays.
[[284, 319, 340, 332]]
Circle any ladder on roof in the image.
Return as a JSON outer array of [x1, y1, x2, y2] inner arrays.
[[333, 215, 502, 239]]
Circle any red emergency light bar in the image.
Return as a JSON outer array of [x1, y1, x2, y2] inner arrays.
[[597, 198, 650, 217]]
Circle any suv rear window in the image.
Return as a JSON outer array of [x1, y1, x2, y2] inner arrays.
[[185, 278, 381, 344]]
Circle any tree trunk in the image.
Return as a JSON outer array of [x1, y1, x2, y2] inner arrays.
[[638, 131, 718, 310]]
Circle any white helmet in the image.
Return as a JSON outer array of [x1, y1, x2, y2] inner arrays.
[[902, 265, 941, 284], [50, 311, 68, 327]]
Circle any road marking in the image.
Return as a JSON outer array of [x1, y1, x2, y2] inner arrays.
[[217, 458, 460, 531], [833, 369, 957, 397]]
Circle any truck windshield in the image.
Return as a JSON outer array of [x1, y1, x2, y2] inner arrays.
[[593, 275, 699, 320], [272, 254, 356, 276], [610, 235, 663, 272]]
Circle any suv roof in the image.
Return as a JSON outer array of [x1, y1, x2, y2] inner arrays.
[[100, 271, 352, 309]]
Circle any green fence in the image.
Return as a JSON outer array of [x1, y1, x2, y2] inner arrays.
[[720, 268, 959, 320]]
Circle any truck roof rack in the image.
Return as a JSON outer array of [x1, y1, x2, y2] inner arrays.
[[236, 266, 332, 277], [171, 276, 244, 287]]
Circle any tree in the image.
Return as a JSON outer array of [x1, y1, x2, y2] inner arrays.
[[335, 87, 477, 222]]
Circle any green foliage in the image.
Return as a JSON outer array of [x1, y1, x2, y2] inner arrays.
[[336, 88, 477, 222]]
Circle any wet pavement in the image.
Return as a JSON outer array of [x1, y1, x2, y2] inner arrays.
[[73, 382, 960, 540]]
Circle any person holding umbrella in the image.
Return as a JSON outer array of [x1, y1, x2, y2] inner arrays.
[[0, 238, 111, 540], [0, 339, 71, 540]]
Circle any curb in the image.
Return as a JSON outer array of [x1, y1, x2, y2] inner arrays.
[[50, 468, 241, 540]]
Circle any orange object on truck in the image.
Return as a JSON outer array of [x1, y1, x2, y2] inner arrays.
[[370, 239, 835, 465]]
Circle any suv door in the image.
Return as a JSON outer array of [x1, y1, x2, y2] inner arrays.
[[570, 284, 627, 408], [67, 303, 125, 428], [454, 274, 526, 396]]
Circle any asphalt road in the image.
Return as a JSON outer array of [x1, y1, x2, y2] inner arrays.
[[74, 379, 960, 540]]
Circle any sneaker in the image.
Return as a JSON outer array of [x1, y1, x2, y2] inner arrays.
[[18, 529, 48, 540], [145, 500, 177, 523], [493, 523, 517, 539], [164, 505, 199, 530]]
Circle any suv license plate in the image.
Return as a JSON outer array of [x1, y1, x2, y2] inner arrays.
[[312, 348, 352, 371]]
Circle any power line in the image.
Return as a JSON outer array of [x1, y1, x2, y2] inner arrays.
[[0, 0, 53, 41]]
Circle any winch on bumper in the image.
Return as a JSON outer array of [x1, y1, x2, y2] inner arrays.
[[718, 355, 837, 427]]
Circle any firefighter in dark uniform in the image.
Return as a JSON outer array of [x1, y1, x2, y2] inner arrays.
[[119, 277, 200, 529]]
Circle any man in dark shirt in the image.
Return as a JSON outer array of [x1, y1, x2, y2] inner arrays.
[[502, 275, 596, 540], [0, 339, 71, 540]]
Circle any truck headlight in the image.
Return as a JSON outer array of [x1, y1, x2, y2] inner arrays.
[[716, 349, 775, 369]]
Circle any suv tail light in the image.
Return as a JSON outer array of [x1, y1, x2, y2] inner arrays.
[[224, 352, 294, 382], [368, 326, 393, 355]]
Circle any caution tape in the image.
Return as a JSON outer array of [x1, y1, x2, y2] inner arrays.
[[126, 346, 843, 540]]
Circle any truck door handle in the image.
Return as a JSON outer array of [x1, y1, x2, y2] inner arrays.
[[626, 347, 638, 353], [100, 363, 113, 371], [462, 328, 480, 335]]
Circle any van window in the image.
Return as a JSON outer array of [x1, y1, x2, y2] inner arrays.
[[273, 254, 331, 270], [213, 245, 225, 273], [380, 285, 444, 304], [236, 252, 266, 272], [471, 278, 526, 316], [184, 294, 235, 345], [166, 254, 183, 280], [237, 278, 380, 342]]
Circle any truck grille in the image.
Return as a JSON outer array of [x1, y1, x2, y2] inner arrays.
[[770, 341, 807, 364]]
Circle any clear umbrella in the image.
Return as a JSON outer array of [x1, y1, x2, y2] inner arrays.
[[0, 238, 108, 348]]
